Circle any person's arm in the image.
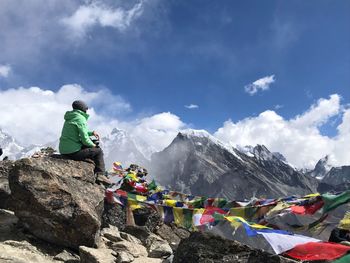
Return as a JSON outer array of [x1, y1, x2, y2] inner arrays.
[[76, 122, 95, 147]]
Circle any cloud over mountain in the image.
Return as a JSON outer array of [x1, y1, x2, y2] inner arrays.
[[214, 94, 349, 168], [0, 84, 349, 169]]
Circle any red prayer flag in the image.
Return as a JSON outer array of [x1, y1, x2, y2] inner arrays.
[[291, 200, 324, 215], [285, 242, 350, 261], [199, 207, 227, 225]]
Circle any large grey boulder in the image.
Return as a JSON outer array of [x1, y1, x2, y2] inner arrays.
[[0, 160, 13, 210], [173, 232, 298, 263], [8, 157, 105, 249]]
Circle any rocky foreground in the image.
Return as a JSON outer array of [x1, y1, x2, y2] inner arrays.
[[1, 157, 301, 262]]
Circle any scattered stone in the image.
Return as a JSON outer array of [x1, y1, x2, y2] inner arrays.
[[156, 224, 190, 251], [0, 243, 55, 263], [132, 257, 163, 263], [101, 225, 123, 242], [111, 240, 148, 258], [123, 225, 150, 243], [117, 251, 134, 263], [54, 249, 80, 262], [120, 231, 142, 245], [9, 157, 105, 249], [79, 246, 116, 263], [145, 233, 172, 258], [173, 232, 298, 263], [133, 207, 162, 232], [102, 201, 126, 230]]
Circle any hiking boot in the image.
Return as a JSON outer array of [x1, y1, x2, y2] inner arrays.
[[95, 172, 111, 187]]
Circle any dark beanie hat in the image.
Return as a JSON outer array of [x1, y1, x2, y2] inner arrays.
[[72, 100, 88, 112]]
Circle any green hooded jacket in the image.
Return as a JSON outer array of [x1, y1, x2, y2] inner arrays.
[[59, 110, 95, 154]]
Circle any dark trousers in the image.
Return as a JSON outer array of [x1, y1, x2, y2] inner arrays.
[[64, 147, 105, 173]]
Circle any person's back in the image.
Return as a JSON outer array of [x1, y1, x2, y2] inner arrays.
[[59, 109, 94, 154], [59, 100, 107, 179]]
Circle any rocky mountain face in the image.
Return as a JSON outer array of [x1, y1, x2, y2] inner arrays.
[[307, 156, 333, 180], [150, 130, 317, 200], [304, 155, 350, 193]]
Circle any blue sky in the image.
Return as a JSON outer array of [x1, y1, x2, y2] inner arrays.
[[0, 0, 349, 167]]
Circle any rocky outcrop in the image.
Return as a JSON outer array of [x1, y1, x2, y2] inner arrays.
[[156, 223, 190, 251], [0, 209, 80, 263], [8, 157, 105, 250], [0, 160, 13, 209], [1, 156, 327, 263], [122, 225, 173, 258], [322, 166, 350, 186], [173, 232, 298, 263]]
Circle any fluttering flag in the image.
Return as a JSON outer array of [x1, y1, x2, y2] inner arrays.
[[290, 199, 324, 215], [173, 207, 184, 227], [332, 253, 350, 263], [259, 232, 320, 254], [285, 242, 350, 261], [322, 191, 350, 213], [163, 206, 174, 224], [338, 212, 350, 231]]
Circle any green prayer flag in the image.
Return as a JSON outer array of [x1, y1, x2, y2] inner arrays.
[[148, 180, 157, 191], [322, 190, 350, 213], [332, 253, 350, 263]]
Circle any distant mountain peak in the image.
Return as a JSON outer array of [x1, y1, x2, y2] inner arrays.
[[177, 129, 244, 162], [238, 144, 289, 165], [152, 130, 316, 199], [0, 128, 24, 158], [309, 155, 333, 180]]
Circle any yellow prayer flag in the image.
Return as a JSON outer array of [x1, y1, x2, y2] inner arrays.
[[173, 207, 184, 227], [165, 199, 178, 207], [128, 199, 141, 210], [339, 212, 350, 230]]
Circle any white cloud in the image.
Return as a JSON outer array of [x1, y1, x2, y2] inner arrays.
[[0, 84, 131, 146], [0, 64, 11, 78], [214, 94, 350, 168], [126, 112, 186, 157], [274, 104, 283, 110], [244, 75, 275, 95], [62, 1, 144, 38], [185, 104, 199, 109], [0, 85, 184, 159], [0, 85, 349, 169]]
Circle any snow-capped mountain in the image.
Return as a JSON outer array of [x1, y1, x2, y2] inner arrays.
[[322, 166, 350, 186], [150, 129, 317, 199], [0, 129, 24, 159], [304, 155, 350, 192], [307, 155, 333, 180], [238, 145, 290, 165], [101, 128, 149, 170]]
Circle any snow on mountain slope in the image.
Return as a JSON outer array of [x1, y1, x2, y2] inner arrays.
[[307, 156, 333, 180], [0, 129, 24, 159], [151, 129, 317, 199], [101, 128, 149, 169]]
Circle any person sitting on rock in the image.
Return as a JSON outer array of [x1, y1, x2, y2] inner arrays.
[[59, 100, 110, 185]]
